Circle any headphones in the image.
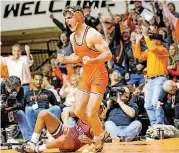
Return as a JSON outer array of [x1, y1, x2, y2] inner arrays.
[[63, 6, 84, 23], [74, 11, 84, 23]]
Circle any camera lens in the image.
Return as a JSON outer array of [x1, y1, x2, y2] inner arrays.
[[119, 88, 125, 94]]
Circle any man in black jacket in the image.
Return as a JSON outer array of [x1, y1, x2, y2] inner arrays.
[[24, 71, 61, 136], [125, 31, 146, 87], [1, 76, 32, 142], [83, 5, 97, 28]]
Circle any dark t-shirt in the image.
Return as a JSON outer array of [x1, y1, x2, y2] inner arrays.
[[159, 89, 179, 104], [106, 102, 138, 126], [159, 89, 179, 112], [24, 89, 57, 109]]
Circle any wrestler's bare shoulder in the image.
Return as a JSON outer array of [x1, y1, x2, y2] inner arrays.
[[87, 28, 102, 38], [86, 28, 103, 43]]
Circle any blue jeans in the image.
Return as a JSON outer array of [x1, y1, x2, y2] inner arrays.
[[22, 84, 30, 94], [144, 76, 167, 125], [14, 110, 32, 141], [25, 106, 61, 134], [129, 73, 144, 86], [105, 120, 142, 140]]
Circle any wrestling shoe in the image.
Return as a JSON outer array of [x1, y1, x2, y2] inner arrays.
[[15, 141, 42, 153], [82, 131, 109, 153]]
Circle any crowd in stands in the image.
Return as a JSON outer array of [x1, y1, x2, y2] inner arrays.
[[1, 0, 179, 145]]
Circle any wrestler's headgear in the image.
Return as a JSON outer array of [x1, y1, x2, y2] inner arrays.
[[63, 6, 84, 24]]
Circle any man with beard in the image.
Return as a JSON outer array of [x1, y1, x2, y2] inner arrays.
[[24, 71, 61, 137]]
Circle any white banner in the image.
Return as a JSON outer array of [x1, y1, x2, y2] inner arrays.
[[1, 0, 179, 32]]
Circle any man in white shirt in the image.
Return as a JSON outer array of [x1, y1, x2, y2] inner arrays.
[[1, 44, 34, 93]]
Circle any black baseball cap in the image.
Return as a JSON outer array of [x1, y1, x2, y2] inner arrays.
[[148, 33, 164, 42]]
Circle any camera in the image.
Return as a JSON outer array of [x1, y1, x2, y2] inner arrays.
[[109, 87, 126, 103], [0, 89, 17, 109], [7, 89, 17, 107]]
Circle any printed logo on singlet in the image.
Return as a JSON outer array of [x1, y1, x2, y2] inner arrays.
[[93, 83, 100, 86], [75, 123, 84, 136]]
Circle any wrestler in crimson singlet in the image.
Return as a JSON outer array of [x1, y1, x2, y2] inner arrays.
[[53, 120, 92, 152], [72, 26, 108, 96]]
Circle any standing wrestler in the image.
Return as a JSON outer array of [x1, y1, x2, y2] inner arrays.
[[58, 6, 112, 152]]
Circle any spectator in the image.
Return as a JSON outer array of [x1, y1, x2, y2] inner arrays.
[[50, 58, 64, 82], [42, 76, 61, 102], [158, 27, 173, 49], [106, 6, 128, 76], [55, 32, 74, 74], [59, 74, 79, 108], [167, 2, 179, 18], [103, 17, 114, 39], [24, 71, 61, 134], [118, 27, 132, 75], [95, 19, 103, 34], [135, 68, 148, 96], [135, 26, 169, 125], [167, 44, 179, 81], [154, 1, 165, 27], [1, 44, 34, 93], [105, 87, 142, 142], [112, 27, 130, 76], [132, 0, 145, 14], [125, 31, 145, 87], [149, 17, 158, 33], [158, 80, 179, 127], [1, 76, 32, 143], [133, 68, 148, 115], [42, 64, 62, 89], [83, 5, 97, 28], [126, 10, 139, 30], [50, 13, 71, 37], [162, 2, 179, 42], [56, 32, 70, 55]]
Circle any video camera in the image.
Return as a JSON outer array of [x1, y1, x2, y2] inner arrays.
[[0, 89, 18, 110], [109, 87, 126, 103]]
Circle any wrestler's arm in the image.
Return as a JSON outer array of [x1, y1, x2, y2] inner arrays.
[[58, 34, 81, 64], [86, 29, 112, 64]]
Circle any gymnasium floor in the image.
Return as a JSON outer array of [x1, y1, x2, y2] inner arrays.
[[1, 138, 179, 153]]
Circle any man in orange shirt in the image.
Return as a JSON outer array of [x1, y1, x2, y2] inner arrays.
[[134, 25, 168, 125], [57, 6, 112, 152]]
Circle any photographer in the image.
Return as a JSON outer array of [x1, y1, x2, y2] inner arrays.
[[105, 86, 142, 142], [1, 76, 32, 143]]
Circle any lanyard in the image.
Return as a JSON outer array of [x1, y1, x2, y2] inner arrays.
[[33, 90, 42, 103]]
